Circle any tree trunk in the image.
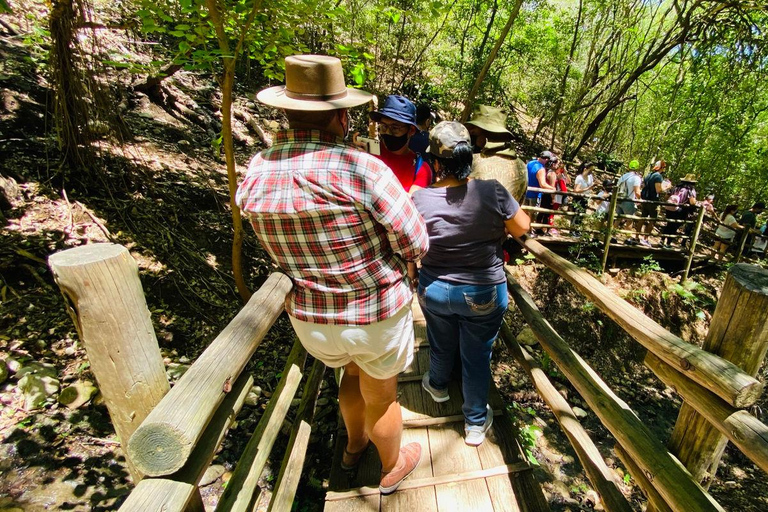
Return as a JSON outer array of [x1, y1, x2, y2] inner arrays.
[[205, 0, 252, 303], [460, 0, 524, 123], [221, 61, 251, 303], [550, 0, 583, 148]]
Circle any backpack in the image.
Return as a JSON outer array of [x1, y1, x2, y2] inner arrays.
[[665, 186, 690, 212], [640, 171, 658, 201], [617, 172, 633, 199]]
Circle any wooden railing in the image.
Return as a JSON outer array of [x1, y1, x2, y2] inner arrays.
[[503, 237, 768, 512], [522, 187, 766, 280], [48, 241, 768, 512], [49, 243, 318, 512]]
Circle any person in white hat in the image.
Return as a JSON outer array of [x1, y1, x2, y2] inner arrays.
[[236, 55, 427, 494]]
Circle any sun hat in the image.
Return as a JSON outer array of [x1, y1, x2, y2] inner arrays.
[[464, 105, 513, 140], [369, 95, 417, 127], [257, 55, 372, 111], [629, 159, 640, 170], [427, 121, 471, 158], [680, 173, 697, 183]]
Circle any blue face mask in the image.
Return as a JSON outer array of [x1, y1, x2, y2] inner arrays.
[[381, 133, 408, 152]]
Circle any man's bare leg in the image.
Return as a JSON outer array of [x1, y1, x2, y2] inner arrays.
[[339, 362, 369, 454], [359, 369, 402, 471]]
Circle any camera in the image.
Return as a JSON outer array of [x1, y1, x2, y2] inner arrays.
[[356, 136, 381, 156]]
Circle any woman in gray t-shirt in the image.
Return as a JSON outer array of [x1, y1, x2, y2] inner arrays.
[[411, 121, 530, 446]]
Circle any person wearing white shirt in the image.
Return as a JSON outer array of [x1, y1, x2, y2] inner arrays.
[[571, 162, 596, 230]]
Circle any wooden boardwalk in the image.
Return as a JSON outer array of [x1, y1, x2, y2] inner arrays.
[[324, 301, 549, 512]]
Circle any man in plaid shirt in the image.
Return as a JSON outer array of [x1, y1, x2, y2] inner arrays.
[[236, 55, 428, 494]]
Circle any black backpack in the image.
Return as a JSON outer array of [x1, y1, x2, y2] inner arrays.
[[641, 172, 660, 200]]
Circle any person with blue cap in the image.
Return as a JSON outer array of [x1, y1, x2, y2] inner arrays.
[[370, 95, 433, 192]]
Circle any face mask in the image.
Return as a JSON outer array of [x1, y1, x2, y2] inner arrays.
[[381, 133, 408, 152]]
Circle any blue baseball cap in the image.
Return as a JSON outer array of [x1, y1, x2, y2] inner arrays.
[[369, 95, 417, 127]]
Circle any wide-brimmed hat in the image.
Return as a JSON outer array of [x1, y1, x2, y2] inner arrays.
[[369, 95, 417, 127], [427, 121, 471, 158], [464, 105, 513, 141], [257, 55, 372, 111], [680, 173, 697, 183]]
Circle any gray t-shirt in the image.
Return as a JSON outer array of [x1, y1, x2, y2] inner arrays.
[[412, 179, 519, 285]]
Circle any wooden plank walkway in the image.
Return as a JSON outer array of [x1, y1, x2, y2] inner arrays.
[[324, 301, 549, 512]]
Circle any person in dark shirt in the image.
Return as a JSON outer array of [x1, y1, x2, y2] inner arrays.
[[740, 201, 765, 250], [411, 121, 530, 446], [741, 201, 765, 229], [636, 160, 670, 246]]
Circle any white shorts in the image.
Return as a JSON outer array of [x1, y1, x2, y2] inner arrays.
[[288, 305, 414, 380]]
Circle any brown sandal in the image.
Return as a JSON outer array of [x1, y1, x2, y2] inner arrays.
[[341, 439, 371, 470]]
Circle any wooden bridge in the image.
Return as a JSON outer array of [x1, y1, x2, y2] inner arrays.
[[522, 186, 766, 278], [46, 240, 768, 512], [324, 301, 547, 512]]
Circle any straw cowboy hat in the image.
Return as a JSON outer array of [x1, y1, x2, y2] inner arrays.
[[464, 105, 513, 141], [680, 173, 697, 183], [257, 55, 373, 111]]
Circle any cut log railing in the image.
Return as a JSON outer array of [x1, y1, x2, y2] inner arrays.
[[127, 272, 293, 476], [667, 264, 768, 485], [268, 358, 326, 512], [505, 275, 724, 512], [518, 238, 762, 408], [118, 373, 253, 512], [49, 244, 170, 482], [500, 323, 633, 512], [215, 339, 309, 512], [601, 187, 620, 272], [683, 205, 707, 282], [614, 444, 673, 512], [645, 353, 768, 475]]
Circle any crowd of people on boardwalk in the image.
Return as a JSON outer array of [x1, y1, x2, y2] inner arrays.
[[235, 55, 765, 496], [524, 153, 767, 260]]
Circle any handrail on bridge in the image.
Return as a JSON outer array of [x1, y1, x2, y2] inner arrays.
[[505, 237, 768, 511], [522, 186, 765, 279], [49, 244, 315, 512], [48, 240, 768, 512]]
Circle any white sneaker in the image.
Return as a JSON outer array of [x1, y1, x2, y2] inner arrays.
[[465, 405, 493, 446], [422, 372, 450, 403]]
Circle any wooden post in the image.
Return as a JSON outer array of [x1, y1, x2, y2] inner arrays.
[[683, 205, 706, 282], [601, 187, 619, 273], [734, 227, 750, 263], [668, 264, 768, 486], [268, 359, 326, 512], [48, 244, 170, 482]]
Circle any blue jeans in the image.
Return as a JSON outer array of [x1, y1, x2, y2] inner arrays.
[[418, 273, 508, 425]]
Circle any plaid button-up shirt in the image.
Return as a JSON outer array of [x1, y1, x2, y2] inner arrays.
[[236, 129, 429, 325]]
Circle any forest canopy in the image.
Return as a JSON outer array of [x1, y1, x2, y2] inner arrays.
[[21, 0, 768, 203]]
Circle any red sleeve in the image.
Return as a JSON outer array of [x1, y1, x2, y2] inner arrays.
[[413, 162, 432, 188]]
